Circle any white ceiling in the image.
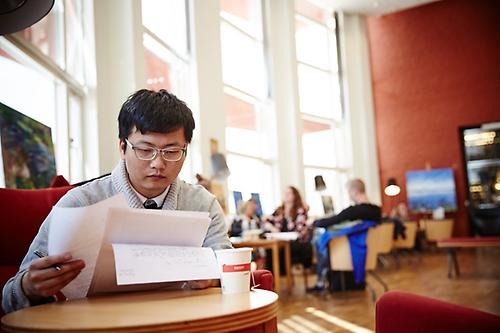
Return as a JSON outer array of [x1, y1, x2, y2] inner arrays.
[[311, 0, 440, 16]]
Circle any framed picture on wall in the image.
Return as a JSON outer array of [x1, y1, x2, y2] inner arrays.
[[0, 102, 56, 188], [405, 168, 457, 213]]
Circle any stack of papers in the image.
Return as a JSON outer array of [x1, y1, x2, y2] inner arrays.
[[47, 194, 219, 299]]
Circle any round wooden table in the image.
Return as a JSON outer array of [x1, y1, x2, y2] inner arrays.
[[1, 288, 279, 332]]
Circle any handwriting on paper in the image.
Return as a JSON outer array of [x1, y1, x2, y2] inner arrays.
[[112, 244, 220, 285]]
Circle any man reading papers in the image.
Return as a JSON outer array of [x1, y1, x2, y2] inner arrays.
[[2, 89, 232, 313]]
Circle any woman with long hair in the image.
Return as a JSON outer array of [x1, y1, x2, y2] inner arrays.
[[266, 186, 313, 270]]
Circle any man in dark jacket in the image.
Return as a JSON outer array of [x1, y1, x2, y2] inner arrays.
[[307, 178, 381, 292]]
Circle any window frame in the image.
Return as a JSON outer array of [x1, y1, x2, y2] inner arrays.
[[1, 0, 88, 183]]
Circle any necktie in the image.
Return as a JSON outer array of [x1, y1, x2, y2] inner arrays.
[[143, 199, 159, 209]]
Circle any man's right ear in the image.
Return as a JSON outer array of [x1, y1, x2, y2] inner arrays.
[[119, 139, 126, 158]]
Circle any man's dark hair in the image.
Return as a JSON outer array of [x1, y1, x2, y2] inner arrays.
[[118, 89, 195, 143]]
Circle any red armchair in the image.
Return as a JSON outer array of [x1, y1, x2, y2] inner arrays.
[[376, 291, 500, 333], [251, 269, 273, 291], [0, 185, 74, 316]]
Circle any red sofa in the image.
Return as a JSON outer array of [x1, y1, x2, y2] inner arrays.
[[376, 291, 500, 333]]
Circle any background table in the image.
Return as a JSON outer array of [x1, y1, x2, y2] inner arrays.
[[1, 288, 278, 333], [232, 238, 292, 293]]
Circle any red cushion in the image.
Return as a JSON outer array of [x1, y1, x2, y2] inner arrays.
[[376, 291, 500, 333], [0, 186, 73, 266], [49, 175, 71, 188], [252, 269, 274, 291]]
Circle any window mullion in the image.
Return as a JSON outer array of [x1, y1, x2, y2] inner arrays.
[[4, 35, 86, 97]]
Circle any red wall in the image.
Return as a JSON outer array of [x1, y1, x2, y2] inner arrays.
[[367, 0, 500, 236]]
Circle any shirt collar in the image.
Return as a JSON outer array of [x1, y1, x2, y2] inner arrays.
[[132, 185, 170, 208]]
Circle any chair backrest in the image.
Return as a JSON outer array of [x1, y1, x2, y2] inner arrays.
[[376, 291, 500, 333], [393, 221, 417, 249], [421, 219, 453, 241], [374, 223, 394, 255], [328, 234, 352, 270], [328, 225, 381, 271], [0, 185, 74, 317], [0, 186, 73, 266], [251, 269, 273, 291]]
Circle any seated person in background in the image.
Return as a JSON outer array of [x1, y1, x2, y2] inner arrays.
[[229, 198, 262, 237], [266, 186, 313, 271], [390, 202, 409, 221], [307, 178, 381, 292], [2, 89, 231, 314], [230, 199, 266, 268], [387, 202, 409, 240]]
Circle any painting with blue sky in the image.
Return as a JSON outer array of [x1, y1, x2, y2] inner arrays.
[[406, 168, 457, 213]]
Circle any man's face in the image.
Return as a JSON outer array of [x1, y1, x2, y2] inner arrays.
[[120, 127, 187, 198]]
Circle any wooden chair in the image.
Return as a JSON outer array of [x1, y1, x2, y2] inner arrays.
[[392, 221, 422, 268], [420, 219, 453, 242], [375, 223, 394, 268], [393, 221, 418, 249], [328, 224, 389, 300]]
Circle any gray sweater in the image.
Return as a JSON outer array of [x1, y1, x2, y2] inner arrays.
[[2, 160, 232, 313]]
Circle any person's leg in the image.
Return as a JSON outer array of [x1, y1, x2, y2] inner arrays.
[[290, 240, 312, 266], [307, 238, 329, 292]]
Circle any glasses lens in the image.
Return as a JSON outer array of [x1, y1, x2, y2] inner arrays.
[[161, 149, 184, 161], [134, 147, 156, 160]]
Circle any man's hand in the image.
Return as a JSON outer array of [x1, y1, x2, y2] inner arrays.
[[187, 279, 219, 289], [21, 253, 85, 301]]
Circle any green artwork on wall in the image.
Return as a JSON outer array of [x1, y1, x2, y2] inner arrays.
[[0, 102, 56, 189]]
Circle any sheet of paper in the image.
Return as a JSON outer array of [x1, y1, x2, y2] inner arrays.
[[264, 231, 299, 241], [89, 208, 211, 294], [104, 207, 210, 246], [112, 244, 219, 285], [47, 194, 128, 299]]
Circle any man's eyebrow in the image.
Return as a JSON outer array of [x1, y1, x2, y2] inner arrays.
[[162, 143, 186, 149], [135, 141, 185, 148]]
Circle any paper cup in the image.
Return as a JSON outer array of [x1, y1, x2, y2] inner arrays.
[[215, 248, 252, 294]]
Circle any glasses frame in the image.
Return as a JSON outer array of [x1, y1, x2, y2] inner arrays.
[[124, 138, 187, 162]]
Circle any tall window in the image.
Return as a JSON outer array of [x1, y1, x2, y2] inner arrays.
[[142, 0, 190, 97], [220, 0, 276, 215], [295, 0, 351, 216], [0, 0, 88, 184], [141, 0, 196, 181]]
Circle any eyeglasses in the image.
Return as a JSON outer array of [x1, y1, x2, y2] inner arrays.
[[124, 138, 187, 162]]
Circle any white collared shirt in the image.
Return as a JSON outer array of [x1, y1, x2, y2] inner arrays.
[[132, 185, 170, 209]]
